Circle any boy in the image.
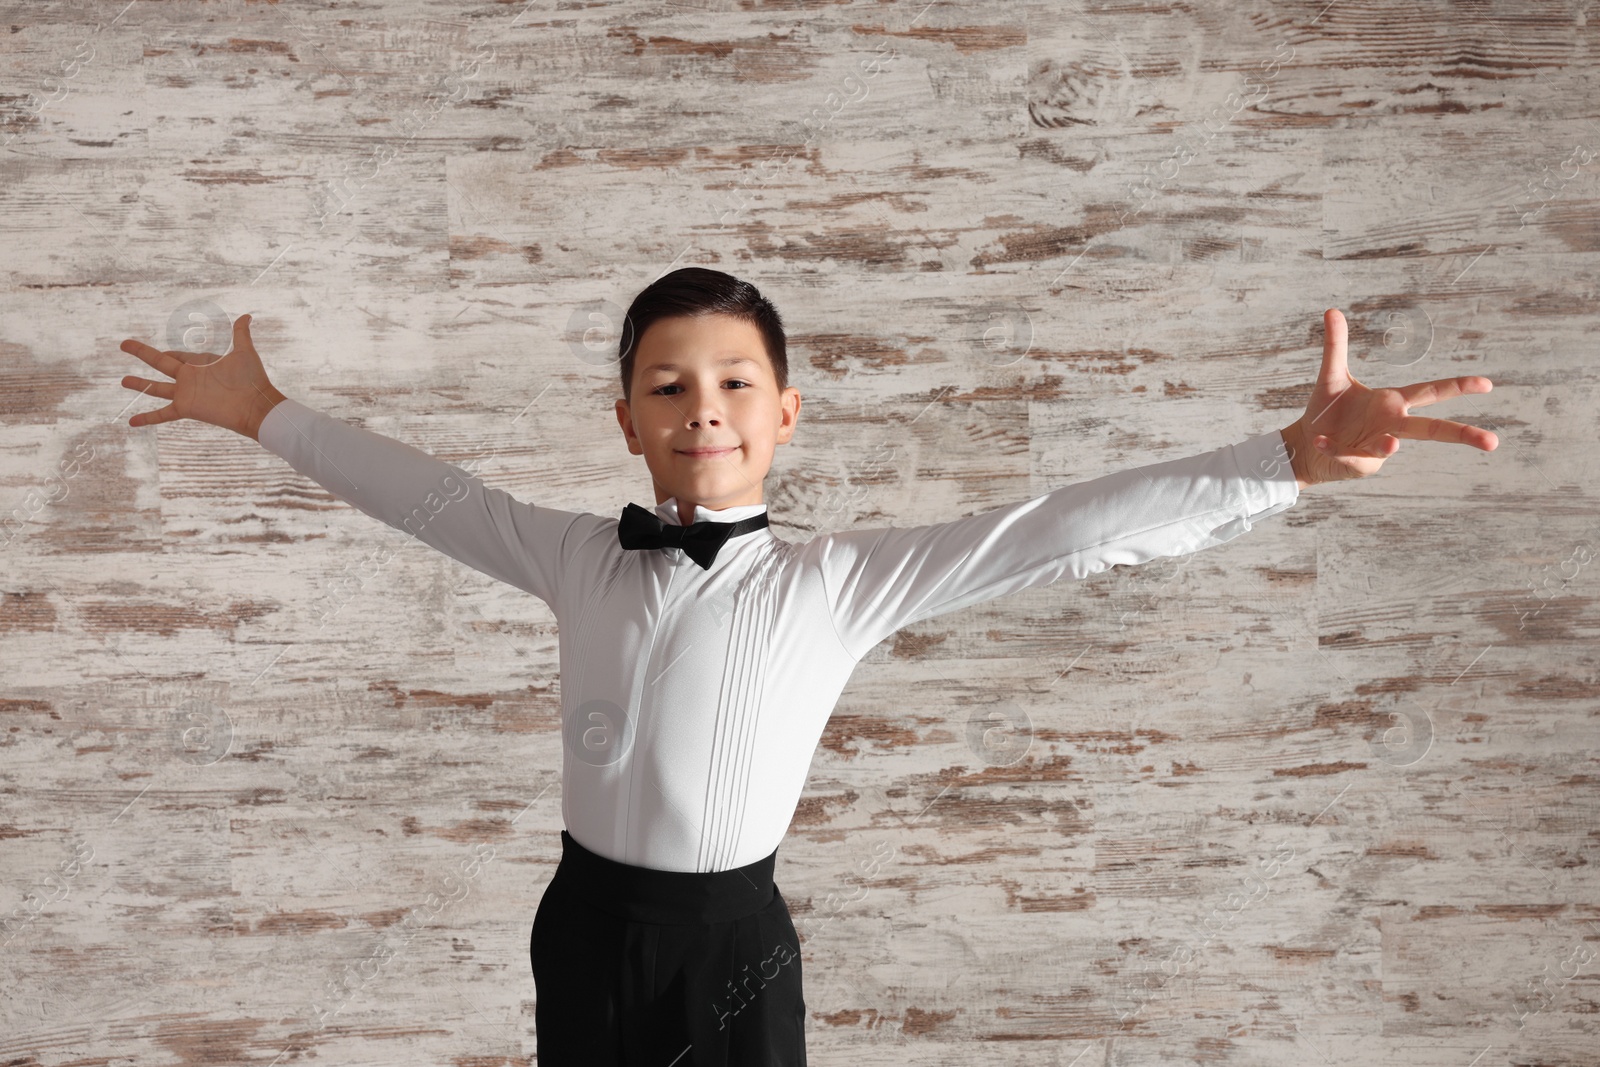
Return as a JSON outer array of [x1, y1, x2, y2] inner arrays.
[[118, 268, 1496, 1065]]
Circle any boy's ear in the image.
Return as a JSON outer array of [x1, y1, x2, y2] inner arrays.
[[775, 387, 802, 444], [614, 398, 643, 456]]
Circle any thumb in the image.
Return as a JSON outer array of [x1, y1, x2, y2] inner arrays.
[[1318, 308, 1348, 388], [231, 313, 254, 353]]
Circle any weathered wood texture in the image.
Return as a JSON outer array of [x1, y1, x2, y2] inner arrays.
[[3, 0, 1597, 1063]]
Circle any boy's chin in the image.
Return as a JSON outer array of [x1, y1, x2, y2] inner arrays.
[[654, 476, 767, 507], [663, 480, 745, 500]]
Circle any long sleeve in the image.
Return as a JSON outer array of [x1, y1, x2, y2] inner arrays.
[[257, 397, 594, 613], [815, 429, 1300, 660]]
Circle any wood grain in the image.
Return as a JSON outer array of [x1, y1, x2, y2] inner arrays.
[[2, 1, 1596, 1064]]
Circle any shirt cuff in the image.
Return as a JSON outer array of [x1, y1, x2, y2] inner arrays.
[[1232, 428, 1301, 517], [257, 396, 317, 461]]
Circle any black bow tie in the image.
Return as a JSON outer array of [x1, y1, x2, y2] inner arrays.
[[616, 503, 770, 570]]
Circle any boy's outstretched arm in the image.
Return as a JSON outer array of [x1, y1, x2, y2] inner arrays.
[[812, 424, 1302, 660], [1277, 308, 1497, 489], [119, 313, 600, 613], [811, 307, 1501, 660]]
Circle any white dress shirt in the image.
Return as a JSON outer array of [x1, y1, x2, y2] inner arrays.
[[258, 398, 1299, 873]]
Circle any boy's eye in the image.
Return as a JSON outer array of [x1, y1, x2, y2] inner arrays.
[[653, 381, 749, 395]]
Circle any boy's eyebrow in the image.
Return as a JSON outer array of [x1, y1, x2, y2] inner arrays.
[[643, 357, 758, 374]]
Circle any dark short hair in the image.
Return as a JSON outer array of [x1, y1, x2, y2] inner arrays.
[[617, 267, 788, 404]]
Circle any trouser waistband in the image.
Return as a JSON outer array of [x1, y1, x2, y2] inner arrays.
[[553, 830, 778, 925]]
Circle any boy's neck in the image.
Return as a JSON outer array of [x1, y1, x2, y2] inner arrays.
[[657, 494, 766, 527]]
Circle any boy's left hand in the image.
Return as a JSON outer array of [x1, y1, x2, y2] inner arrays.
[[1283, 308, 1498, 487]]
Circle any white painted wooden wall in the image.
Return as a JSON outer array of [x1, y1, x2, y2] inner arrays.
[[2, 1, 1595, 1063]]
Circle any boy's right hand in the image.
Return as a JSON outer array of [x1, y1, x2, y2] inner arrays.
[[120, 313, 287, 440]]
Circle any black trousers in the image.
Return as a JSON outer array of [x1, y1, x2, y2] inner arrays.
[[531, 830, 807, 1066]]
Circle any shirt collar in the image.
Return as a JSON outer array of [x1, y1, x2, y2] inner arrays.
[[654, 497, 770, 529]]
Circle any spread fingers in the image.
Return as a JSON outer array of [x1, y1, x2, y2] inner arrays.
[[128, 403, 180, 428], [119, 338, 186, 378], [1394, 414, 1499, 450], [121, 375, 174, 400]]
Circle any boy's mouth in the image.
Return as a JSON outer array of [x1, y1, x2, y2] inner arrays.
[[677, 446, 736, 458]]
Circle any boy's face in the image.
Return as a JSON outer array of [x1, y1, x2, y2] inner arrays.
[[614, 313, 801, 515]]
